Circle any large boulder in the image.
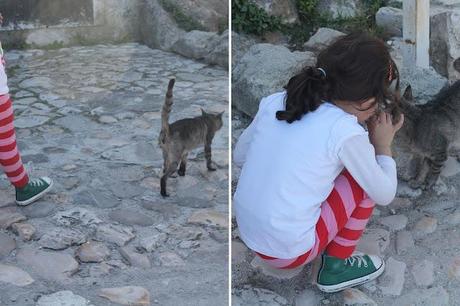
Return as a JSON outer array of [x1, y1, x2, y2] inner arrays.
[[316, 0, 362, 18], [172, 30, 228, 68], [376, 7, 403, 37], [399, 66, 448, 105], [303, 27, 345, 52], [430, 11, 460, 81], [232, 31, 260, 69], [232, 43, 316, 117], [252, 0, 299, 24], [164, 0, 228, 32], [140, 0, 185, 51]]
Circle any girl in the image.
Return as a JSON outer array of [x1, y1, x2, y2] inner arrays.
[[0, 13, 53, 205], [233, 32, 404, 293]]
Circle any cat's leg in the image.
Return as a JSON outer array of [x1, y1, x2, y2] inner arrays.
[[178, 152, 188, 176], [426, 144, 448, 189], [160, 161, 179, 197], [409, 157, 430, 189], [205, 132, 216, 171]]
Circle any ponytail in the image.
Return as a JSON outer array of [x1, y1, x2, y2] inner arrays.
[[276, 67, 328, 123]]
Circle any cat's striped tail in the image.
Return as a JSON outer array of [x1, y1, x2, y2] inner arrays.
[[161, 79, 175, 137]]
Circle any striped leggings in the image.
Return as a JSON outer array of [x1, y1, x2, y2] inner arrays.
[[0, 94, 29, 188], [257, 170, 375, 269]]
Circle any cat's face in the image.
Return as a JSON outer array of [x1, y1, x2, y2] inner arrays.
[[201, 109, 224, 131]]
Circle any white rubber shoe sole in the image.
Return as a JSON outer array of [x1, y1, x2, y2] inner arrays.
[[15, 177, 54, 206], [316, 256, 385, 293]]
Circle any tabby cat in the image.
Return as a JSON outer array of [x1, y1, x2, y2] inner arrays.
[[159, 79, 224, 197], [395, 80, 460, 189]]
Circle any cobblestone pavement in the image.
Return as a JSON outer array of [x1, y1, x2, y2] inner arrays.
[[232, 111, 460, 306], [0, 43, 228, 306]]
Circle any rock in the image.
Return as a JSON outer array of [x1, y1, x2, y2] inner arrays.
[[14, 115, 50, 128], [205, 30, 229, 68], [446, 209, 460, 226], [233, 286, 289, 306], [141, 0, 185, 51], [119, 247, 151, 268], [139, 231, 168, 252], [395, 287, 449, 306], [252, 0, 299, 23], [39, 228, 86, 250], [73, 189, 121, 209], [399, 66, 448, 106], [232, 241, 249, 265], [36, 291, 94, 306], [317, 0, 363, 18], [0, 207, 27, 229], [431, 11, 460, 80], [250, 256, 303, 279], [390, 197, 412, 210], [231, 31, 259, 68], [413, 217, 437, 236], [377, 257, 406, 296], [172, 30, 220, 61], [11, 223, 36, 241], [53, 208, 103, 227], [295, 288, 322, 306], [157, 252, 186, 266], [303, 27, 345, 52], [109, 209, 155, 227], [395, 231, 414, 255], [96, 224, 136, 246], [356, 228, 390, 256], [441, 157, 460, 177], [99, 286, 150, 306], [89, 263, 113, 277], [0, 264, 34, 287], [17, 248, 79, 281], [411, 260, 434, 287], [232, 43, 315, 117], [376, 7, 403, 36], [342, 288, 377, 306], [76, 241, 111, 263], [98, 115, 118, 124], [378, 215, 408, 231], [188, 209, 228, 228], [20, 201, 55, 218], [448, 256, 460, 280], [161, 0, 227, 32], [0, 232, 16, 257]]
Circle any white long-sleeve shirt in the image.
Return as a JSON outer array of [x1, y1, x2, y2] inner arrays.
[[0, 42, 9, 95], [233, 92, 397, 258]]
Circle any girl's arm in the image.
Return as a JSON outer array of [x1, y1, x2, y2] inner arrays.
[[338, 134, 397, 205]]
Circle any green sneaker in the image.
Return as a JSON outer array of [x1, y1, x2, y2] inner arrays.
[[15, 177, 53, 206], [317, 252, 385, 293]]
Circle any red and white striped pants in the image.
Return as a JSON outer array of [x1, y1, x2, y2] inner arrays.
[[256, 170, 375, 269], [0, 94, 29, 188]]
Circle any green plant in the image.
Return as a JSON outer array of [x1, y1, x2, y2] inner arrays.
[[159, 0, 206, 31], [297, 0, 320, 20], [232, 0, 283, 36]]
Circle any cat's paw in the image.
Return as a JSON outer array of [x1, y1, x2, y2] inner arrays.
[[408, 179, 423, 190], [161, 190, 170, 197], [207, 166, 217, 171], [178, 169, 186, 176]]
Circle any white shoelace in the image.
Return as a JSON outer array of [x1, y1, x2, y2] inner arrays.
[[29, 179, 45, 187], [345, 255, 369, 268]]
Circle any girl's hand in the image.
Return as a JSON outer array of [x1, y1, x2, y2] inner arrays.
[[367, 112, 404, 156]]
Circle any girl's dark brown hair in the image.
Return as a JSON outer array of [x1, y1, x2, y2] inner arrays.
[[276, 32, 400, 123]]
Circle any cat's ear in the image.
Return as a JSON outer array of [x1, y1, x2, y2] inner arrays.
[[201, 108, 207, 116], [402, 85, 413, 101], [218, 111, 224, 117]]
